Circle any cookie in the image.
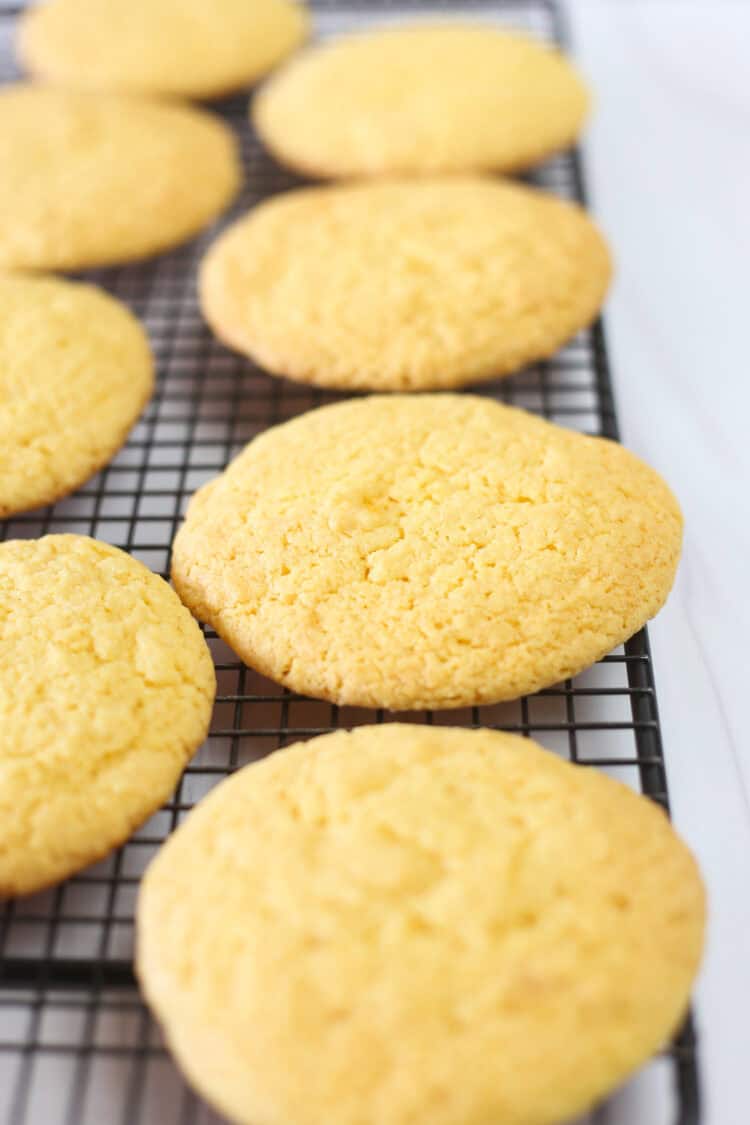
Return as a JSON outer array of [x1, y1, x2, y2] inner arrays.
[[0, 85, 240, 271], [0, 535, 215, 897], [200, 178, 611, 391], [19, 0, 308, 101], [0, 275, 153, 517], [253, 23, 589, 178], [137, 723, 705, 1125], [171, 395, 682, 710]]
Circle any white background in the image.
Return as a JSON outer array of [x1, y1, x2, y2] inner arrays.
[[570, 3, 750, 1123]]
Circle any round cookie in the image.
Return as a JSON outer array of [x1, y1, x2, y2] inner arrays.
[[0, 276, 154, 517], [0, 84, 241, 271], [171, 395, 682, 710], [200, 178, 611, 391], [19, 0, 308, 101], [0, 535, 216, 897], [137, 723, 705, 1125], [253, 23, 589, 178]]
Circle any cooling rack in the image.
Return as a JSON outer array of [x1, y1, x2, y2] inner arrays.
[[0, 2, 699, 1123]]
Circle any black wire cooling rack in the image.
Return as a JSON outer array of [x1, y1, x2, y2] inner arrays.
[[0, 2, 700, 1123]]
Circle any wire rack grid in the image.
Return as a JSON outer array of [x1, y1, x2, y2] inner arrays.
[[0, 1, 699, 1123]]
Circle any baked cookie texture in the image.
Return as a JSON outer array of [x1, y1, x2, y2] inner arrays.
[[19, 0, 308, 101], [200, 177, 611, 391], [137, 724, 705, 1125], [0, 535, 216, 897], [253, 23, 589, 177], [0, 275, 153, 517], [0, 85, 241, 271], [171, 395, 682, 710]]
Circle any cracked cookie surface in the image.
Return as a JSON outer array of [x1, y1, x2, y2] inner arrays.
[[0, 84, 240, 271], [0, 535, 215, 897], [171, 394, 682, 710], [200, 177, 611, 391], [137, 723, 705, 1125], [0, 275, 153, 516], [253, 23, 589, 177]]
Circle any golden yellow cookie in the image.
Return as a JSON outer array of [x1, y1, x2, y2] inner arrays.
[[171, 395, 682, 710], [200, 178, 611, 391], [137, 723, 705, 1125], [0, 85, 241, 271], [0, 276, 154, 517], [253, 23, 589, 178], [0, 535, 216, 897], [19, 0, 309, 101]]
